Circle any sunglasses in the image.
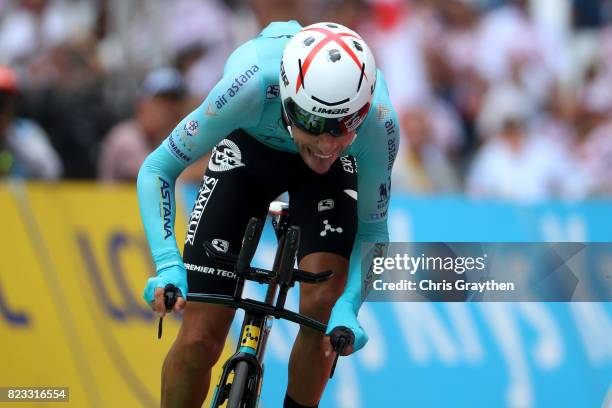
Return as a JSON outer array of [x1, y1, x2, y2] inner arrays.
[[283, 98, 370, 138]]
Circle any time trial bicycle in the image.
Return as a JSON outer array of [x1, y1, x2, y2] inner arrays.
[[158, 201, 354, 408]]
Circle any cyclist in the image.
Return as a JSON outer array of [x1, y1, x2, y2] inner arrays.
[[138, 21, 399, 408]]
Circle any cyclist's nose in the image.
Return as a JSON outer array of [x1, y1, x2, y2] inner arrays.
[[316, 134, 339, 154]]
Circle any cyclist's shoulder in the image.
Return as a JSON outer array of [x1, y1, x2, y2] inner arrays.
[[348, 71, 398, 163], [257, 20, 302, 39], [360, 71, 397, 135], [370, 70, 393, 111], [216, 21, 300, 109], [225, 20, 301, 74]]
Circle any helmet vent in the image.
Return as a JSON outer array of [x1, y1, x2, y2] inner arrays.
[[304, 36, 315, 46], [353, 41, 363, 51], [328, 49, 341, 63], [357, 62, 366, 92], [326, 24, 338, 28]]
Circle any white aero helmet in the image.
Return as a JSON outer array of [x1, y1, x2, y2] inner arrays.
[[280, 22, 376, 136]]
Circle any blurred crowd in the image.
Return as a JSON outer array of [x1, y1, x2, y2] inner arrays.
[[0, 0, 611, 202]]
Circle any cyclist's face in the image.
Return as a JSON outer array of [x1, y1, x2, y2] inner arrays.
[[291, 125, 355, 174]]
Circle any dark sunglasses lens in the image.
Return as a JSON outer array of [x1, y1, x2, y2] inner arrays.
[[285, 98, 367, 137], [328, 128, 345, 138]]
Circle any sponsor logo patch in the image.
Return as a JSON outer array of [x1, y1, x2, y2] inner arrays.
[[215, 65, 259, 109], [378, 178, 391, 205], [183, 120, 199, 137], [159, 177, 173, 239], [212, 238, 230, 253], [385, 119, 397, 171], [185, 176, 218, 245], [205, 102, 218, 117], [371, 177, 391, 220], [377, 104, 391, 120], [209, 139, 246, 172], [184, 263, 236, 278], [266, 84, 280, 99], [167, 135, 192, 162], [318, 199, 334, 212], [340, 156, 355, 173], [320, 220, 343, 237]]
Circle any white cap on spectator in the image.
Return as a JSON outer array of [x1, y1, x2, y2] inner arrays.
[[477, 82, 533, 137], [141, 68, 186, 98]]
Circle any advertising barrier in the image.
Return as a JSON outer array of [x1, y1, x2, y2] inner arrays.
[[240, 195, 612, 408], [1, 183, 611, 407], [0, 182, 230, 407]]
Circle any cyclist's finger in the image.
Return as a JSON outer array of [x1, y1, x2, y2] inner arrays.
[[172, 296, 186, 313], [325, 336, 354, 356], [152, 287, 166, 317], [339, 344, 353, 356]]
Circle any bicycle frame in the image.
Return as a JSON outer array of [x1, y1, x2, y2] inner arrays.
[[187, 203, 330, 408], [207, 209, 288, 408]]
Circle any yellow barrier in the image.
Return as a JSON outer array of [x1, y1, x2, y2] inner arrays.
[[0, 183, 232, 407]]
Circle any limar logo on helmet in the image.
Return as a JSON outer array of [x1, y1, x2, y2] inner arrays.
[[312, 107, 350, 115]]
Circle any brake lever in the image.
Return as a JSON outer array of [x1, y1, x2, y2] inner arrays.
[[329, 337, 346, 378], [328, 326, 355, 378], [158, 284, 178, 339]]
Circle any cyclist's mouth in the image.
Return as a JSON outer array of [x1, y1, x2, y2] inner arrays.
[[307, 147, 336, 160], [304, 147, 337, 173], [313, 151, 332, 159]]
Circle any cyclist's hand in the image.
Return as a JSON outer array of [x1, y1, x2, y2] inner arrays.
[[327, 326, 355, 356], [327, 340, 353, 356], [143, 264, 187, 317], [326, 299, 368, 355]]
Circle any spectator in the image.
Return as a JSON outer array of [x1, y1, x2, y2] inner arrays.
[[476, 75, 534, 142], [0, 0, 605, 197], [0, 65, 62, 179], [365, 0, 431, 111], [164, 0, 234, 97], [98, 68, 186, 182], [0, 0, 99, 88], [467, 116, 571, 203], [393, 103, 462, 194], [574, 119, 612, 196], [476, 0, 566, 102]]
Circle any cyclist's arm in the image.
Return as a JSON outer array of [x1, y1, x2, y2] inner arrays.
[[137, 42, 263, 301], [327, 73, 399, 350]]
